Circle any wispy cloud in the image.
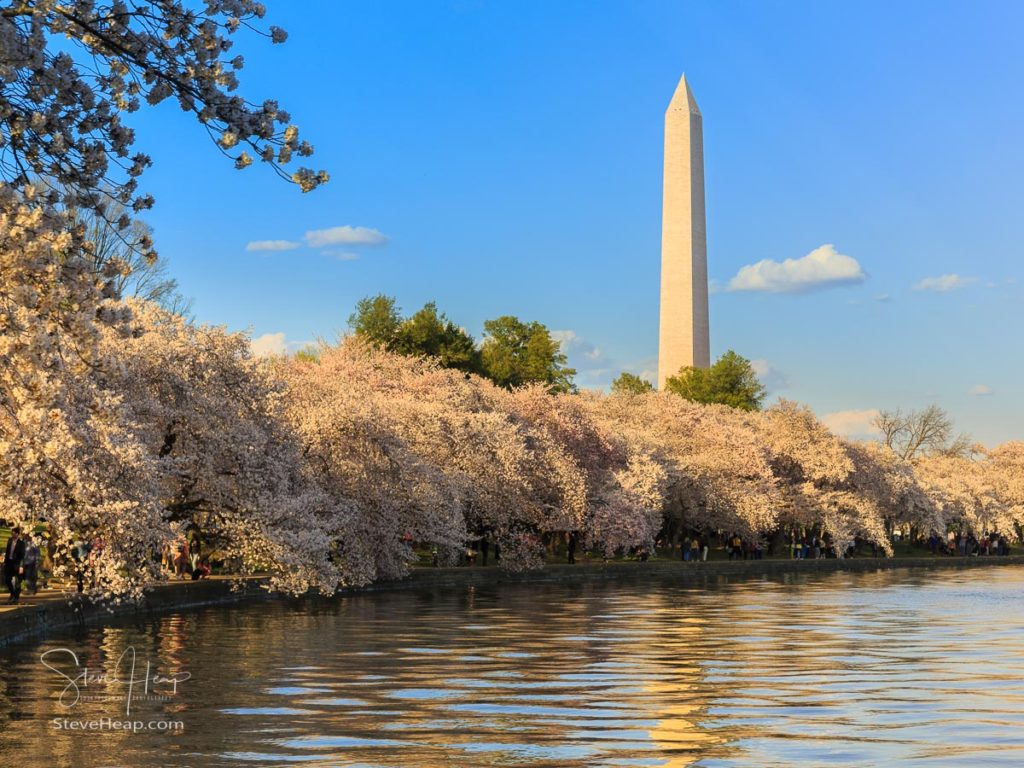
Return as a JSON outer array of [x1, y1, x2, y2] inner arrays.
[[750, 359, 788, 394], [913, 273, 976, 292], [874, 293, 891, 302], [726, 244, 865, 294], [552, 329, 606, 364], [969, 384, 993, 397], [821, 408, 882, 439], [320, 250, 360, 261], [551, 329, 616, 389], [246, 239, 300, 252], [304, 225, 388, 248]]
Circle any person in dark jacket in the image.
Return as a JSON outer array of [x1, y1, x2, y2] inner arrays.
[[4, 527, 26, 604], [22, 533, 39, 595]]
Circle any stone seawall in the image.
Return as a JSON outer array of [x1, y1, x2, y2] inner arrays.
[[3, 555, 1023, 649], [0, 577, 274, 650]]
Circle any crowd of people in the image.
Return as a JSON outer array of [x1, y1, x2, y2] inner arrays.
[[432, 524, 1024, 571], [160, 533, 211, 581], [1, 522, 1018, 605], [0, 527, 214, 604], [928, 531, 1012, 557]]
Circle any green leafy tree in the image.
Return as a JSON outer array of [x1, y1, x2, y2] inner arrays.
[[611, 372, 654, 394], [481, 316, 576, 393], [664, 350, 766, 411], [294, 345, 322, 364], [393, 302, 482, 374], [348, 294, 401, 347]]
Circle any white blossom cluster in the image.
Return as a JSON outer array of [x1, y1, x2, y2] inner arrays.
[[0, 0, 326, 265], [0, 185, 161, 601]]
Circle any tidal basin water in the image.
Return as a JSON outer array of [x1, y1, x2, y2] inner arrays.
[[2, 566, 1024, 767]]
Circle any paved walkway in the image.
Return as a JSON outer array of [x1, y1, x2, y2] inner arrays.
[[0, 575, 240, 615], [0, 585, 66, 616]]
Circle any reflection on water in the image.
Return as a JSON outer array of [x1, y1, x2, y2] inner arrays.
[[2, 567, 1024, 766]]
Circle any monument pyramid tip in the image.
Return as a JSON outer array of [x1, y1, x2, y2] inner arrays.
[[668, 73, 700, 115]]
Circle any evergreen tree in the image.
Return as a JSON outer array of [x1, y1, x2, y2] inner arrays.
[[611, 372, 654, 394], [481, 316, 576, 393], [393, 302, 481, 374], [665, 350, 766, 411]]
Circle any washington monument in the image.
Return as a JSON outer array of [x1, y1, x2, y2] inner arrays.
[[657, 74, 710, 389]]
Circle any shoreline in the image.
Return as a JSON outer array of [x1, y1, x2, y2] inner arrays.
[[2, 554, 1023, 649]]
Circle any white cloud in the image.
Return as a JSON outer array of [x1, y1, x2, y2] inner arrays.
[[874, 293, 891, 302], [551, 330, 616, 389], [551, 330, 607, 364], [320, 250, 360, 261], [250, 333, 315, 358], [821, 408, 882, 439], [969, 384, 993, 397], [250, 332, 287, 358], [246, 239, 300, 252], [750, 359, 788, 394], [912, 274, 976, 292], [726, 244, 865, 294], [304, 225, 388, 248]]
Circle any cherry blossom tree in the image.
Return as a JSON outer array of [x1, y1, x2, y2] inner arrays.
[[915, 452, 1009, 538], [753, 401, 889, 554], [592, 391, 778, 542], [1, 0, 325, 232], [987, 442, 1024, 527], [277, 340, 468, 582], [99, 301, 343, 594], [0, 186, 159, 600], [506, 387, 664, 557], [277, 340, 666, 572]]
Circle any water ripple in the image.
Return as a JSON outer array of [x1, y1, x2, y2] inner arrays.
[[3, 567, 1024, 766]]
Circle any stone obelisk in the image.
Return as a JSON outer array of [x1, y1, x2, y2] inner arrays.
[[657, 74, 710, 389]]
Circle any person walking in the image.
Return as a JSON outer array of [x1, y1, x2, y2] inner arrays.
[[188, 534, 202, 578], [731, 534, 743, 561], [3, 527, 26, 604], [173, 538, 189, 578], [71, 538, 89, 593], [22, 533, 39, 595]]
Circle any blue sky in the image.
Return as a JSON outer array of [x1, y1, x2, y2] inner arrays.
[[132, 1, 1023, 445]]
